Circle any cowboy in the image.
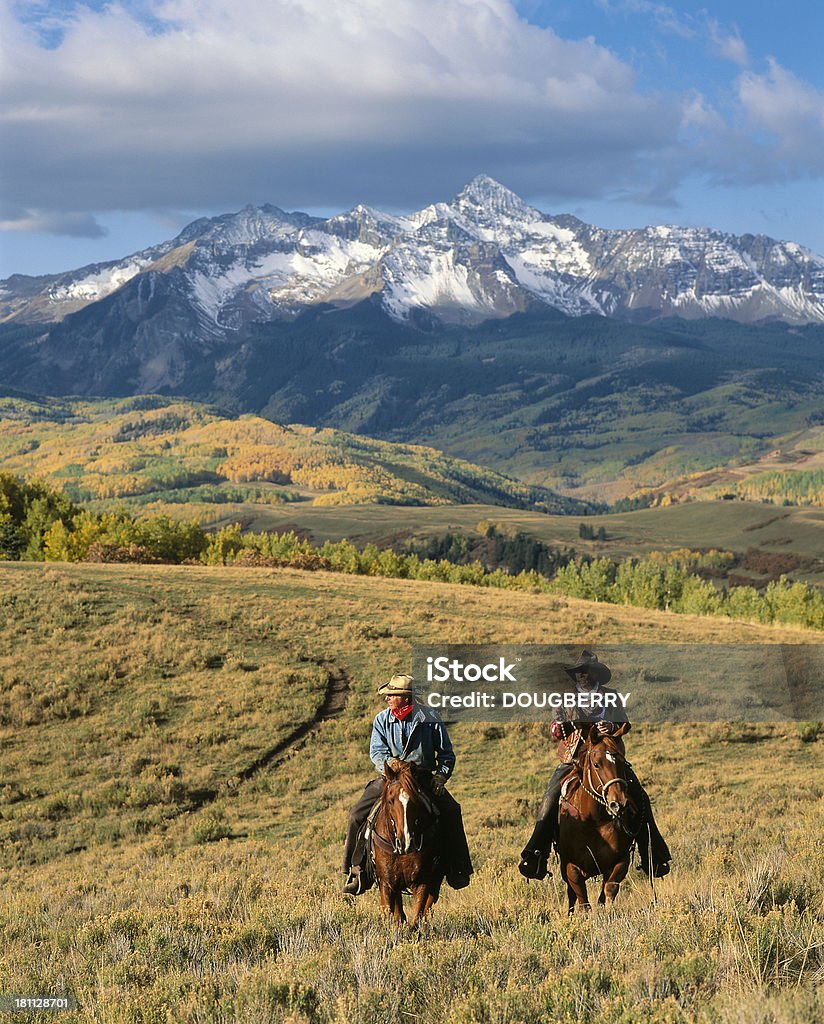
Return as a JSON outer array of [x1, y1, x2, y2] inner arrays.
[[342, 673, 473, 895], [518, 650, 672, 880]]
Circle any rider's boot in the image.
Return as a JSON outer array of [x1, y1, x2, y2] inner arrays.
[[342, 866, 368, 896], [518, 847, 549, 880], [629, 782, 672, 878], [518, 814, 553, 879], [635, 829, 671, 878], [446, 868, 472, 890], [519, 767, 567, 880]]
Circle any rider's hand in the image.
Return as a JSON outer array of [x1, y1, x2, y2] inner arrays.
[[385, 757, 403, 772], [431, 774, 447, 795], [596, 721, 614, 735]]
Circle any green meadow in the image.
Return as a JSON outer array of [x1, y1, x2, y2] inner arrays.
[[199, 500, 824, 589], [1, 563, 822, 1023], [0, 394, 576, 513]]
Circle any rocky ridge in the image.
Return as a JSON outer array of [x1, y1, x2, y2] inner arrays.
[[3, 176, 824, 336]]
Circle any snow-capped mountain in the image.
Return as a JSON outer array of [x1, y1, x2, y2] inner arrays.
[[3, 176, 824, 335]]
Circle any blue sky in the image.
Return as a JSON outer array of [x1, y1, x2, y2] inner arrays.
[[1, 0, 823, 277]]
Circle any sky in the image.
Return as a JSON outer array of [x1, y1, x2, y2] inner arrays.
[[1, 0, 823, 278]]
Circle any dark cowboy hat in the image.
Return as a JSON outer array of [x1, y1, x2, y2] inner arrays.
[[377, 673, 417, 697], [564, 649, 611, 686]]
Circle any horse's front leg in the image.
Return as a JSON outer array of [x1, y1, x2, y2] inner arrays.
[[378, 878, 393, 918], [379, 878, 405, 925], [390, 888, 406, 926], [599, 858, 630, 906], [407, 884, 430, 930], [564, 862, 590, 914]]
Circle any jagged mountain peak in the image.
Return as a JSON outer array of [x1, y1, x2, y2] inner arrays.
[[452, 175, 542, 226], [187, 204, 321, 247], [3, 178, 824, 338], [323, 204, 407, 246]]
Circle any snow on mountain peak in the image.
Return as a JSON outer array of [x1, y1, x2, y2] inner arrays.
[[452, 175, 542, 227], [4, 177, 824, 331]]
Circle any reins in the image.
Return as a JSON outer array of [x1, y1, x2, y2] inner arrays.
[[373, 776, 436, 855], [572, 738, 640, 838]]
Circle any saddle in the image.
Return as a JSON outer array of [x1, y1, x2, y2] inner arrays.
[[364, 786, 442, 865], [559, 766, 583, 820], [353, 799, 382, 886], [364, 798, 383, 847]]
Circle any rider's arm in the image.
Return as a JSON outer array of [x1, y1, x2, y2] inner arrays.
[[606, 686, 631, 732], [369, 714, 393, 775], [432, 720, 456, 779]]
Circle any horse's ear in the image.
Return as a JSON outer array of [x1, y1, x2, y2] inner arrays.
[[384, 761, 397, 780]]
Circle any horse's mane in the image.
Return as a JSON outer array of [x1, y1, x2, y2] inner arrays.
[[583, 730, 626, 757], [383, 760, 423, 799]]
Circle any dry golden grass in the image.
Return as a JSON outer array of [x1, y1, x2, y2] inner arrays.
[[0, 563, 821, 1023]]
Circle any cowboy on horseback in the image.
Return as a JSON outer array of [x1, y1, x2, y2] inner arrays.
[[342, 673, 474, 895], [518, 650, 672, 881]]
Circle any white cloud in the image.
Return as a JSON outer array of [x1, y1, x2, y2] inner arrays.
[[595, 0, 698, 41], [738, 60, 824, 153], [3, 0, 823, 238], [0, 208, 107, 237], [600, 2, 750, 68], [707, 20, 749, 68], [0, 0, 675, 218]]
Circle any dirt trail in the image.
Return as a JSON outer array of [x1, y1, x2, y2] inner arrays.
[[232, 663, 351, 784], [62, 661, 353, 853]]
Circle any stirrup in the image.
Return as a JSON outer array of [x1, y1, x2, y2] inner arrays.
[[342, 867, 368, 896], [518, 849, 550, 880]]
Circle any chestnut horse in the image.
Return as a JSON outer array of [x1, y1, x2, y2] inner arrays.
[[557, 725, 641, 913], [370, 760, 443, 928]]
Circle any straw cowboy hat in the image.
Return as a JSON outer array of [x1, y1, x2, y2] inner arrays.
[[377, 673, 417, 697], [563, 650, 612, 686]]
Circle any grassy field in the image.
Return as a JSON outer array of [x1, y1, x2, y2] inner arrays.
[[1, 562, 822, 1023], [0, 393, 577, 513], [196, 499, 824, 588]]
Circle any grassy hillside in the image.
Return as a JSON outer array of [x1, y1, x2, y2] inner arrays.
[[640, 424, 824, 507], [6, 307, 823, 504], [1, 563, 822, 1023], [238, 308, 824, 503], [0, 392, 578, 514], [189, 499, 824, 589]]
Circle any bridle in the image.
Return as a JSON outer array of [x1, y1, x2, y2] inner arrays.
[[577, 738, 639, 837], [373, 777, 436, 855], [580, 744, 625, 806]]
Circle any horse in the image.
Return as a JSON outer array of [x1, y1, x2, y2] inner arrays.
[[370, 760, 443, 928], [557, 724, 641, 914]]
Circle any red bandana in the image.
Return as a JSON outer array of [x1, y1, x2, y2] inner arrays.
[[391, 703, 415, 721]]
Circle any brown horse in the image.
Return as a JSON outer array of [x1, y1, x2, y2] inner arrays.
[[370, 760, 443, 928], [557, 725, 641, 913]]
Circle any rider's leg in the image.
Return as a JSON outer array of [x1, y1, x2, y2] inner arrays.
[[433, 789, 473, 888], [342, 777, 384, 892], [519, 763, 571, 878], [626, 769, 671, 877]]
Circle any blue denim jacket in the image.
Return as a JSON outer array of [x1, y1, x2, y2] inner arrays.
[[370, 704, 456, 779]]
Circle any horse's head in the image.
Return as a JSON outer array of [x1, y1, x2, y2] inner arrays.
[[382, 760, 435, 855], [583, 730, 631, 820]]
